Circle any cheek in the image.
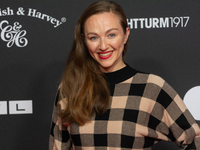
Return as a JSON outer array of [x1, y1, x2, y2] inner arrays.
[[86, 42, 97, 58], [86, 42, 97, 53], [110, 38, 124, 50]]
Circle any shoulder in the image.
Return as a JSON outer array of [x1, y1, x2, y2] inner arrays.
[[131, 69, 165, 87], [146, 73, 166, 88], [127, 65, 172, 89], [132, 70, 177, 96], [55, 83, 68, 110]]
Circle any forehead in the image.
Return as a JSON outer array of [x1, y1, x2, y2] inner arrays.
[[84, 12, 121, 32]]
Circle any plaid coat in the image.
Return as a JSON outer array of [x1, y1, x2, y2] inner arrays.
[[49, 65, 200, 150]]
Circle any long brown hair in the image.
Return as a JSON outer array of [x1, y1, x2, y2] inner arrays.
[[58, 1, 129, 125]]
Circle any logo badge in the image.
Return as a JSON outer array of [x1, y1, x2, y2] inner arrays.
[[0, 101, 7, 115], [9, 100, 33, 114], [0, 20, 28, 48]]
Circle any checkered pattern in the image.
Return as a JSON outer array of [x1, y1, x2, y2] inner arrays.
[[49, 65, 200, 150]]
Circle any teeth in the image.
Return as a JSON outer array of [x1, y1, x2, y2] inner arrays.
[[99, 52, 112, 56]]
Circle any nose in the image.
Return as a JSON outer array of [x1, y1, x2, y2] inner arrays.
[[99, 38, 108, 51]]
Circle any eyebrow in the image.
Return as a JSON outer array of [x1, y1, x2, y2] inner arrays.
[[86, 28, 119, 36]]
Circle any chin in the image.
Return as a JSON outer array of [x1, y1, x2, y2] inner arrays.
[[99, 62, 115, 71], [99, 61, 113, 67]]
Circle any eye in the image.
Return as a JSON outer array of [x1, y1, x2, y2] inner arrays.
[[108, 33, 116, 38], [89, 36, 98, 40]]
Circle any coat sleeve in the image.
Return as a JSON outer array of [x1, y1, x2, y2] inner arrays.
[[158, 78, 200, 149], [49, 93, 72, 150]]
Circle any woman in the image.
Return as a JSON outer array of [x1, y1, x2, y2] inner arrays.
[[49, 1, 200, 149]]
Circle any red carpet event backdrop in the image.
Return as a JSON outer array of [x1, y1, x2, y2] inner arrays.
[[0, 0, 200, 150]]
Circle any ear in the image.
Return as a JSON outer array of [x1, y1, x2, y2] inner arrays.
[[124, 27, 130, 44], [81, 34, 85, 40]]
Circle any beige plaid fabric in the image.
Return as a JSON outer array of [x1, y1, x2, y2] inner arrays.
[[49, 65, 200, 150]]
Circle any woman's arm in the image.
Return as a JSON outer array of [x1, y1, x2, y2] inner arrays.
[[49, 93, 72, 150], [158, 79, 200, 149]]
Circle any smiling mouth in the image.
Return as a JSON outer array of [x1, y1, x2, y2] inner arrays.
[[98, 51, 113, 59]]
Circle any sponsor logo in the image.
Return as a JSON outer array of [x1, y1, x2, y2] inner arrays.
[[0, 100, 33, 115], [0, 101, 7, 115], [0, 7, 14, 16], [183, 86, 200, 121], [0, 7, 66, 28], [0, 6, 66, 48], [27, 8, 66, 28], [127, 16, 190, 29], [0, 20, 28, 48]]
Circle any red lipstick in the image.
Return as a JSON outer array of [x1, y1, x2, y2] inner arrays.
[[98, 51, 113, 59]]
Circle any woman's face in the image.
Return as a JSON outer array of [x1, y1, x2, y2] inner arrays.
[[84, 12, 130, 72]]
